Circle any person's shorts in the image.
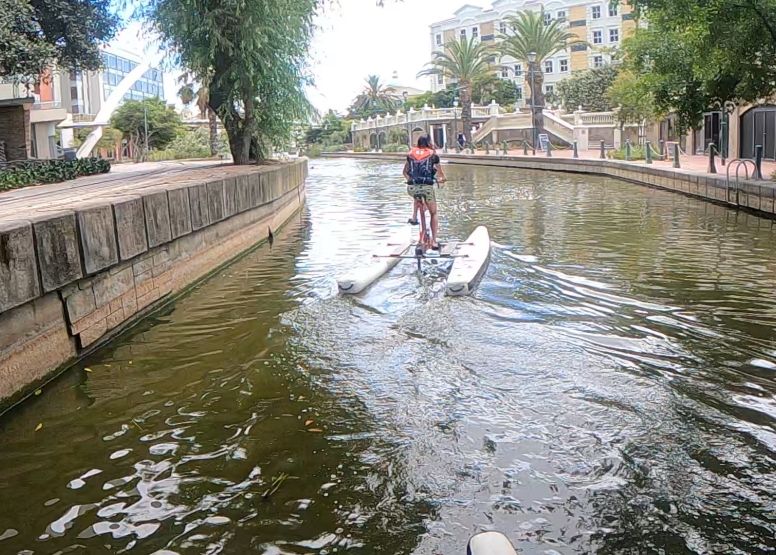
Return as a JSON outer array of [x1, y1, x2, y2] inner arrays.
[[407, 183, 435, 203]]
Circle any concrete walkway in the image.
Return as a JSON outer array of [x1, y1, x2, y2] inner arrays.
[[454, 147, 776, 182], [0, 160, 238, 223]]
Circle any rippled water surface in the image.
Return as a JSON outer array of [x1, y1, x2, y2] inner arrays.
[[3, 158, 776, 554]]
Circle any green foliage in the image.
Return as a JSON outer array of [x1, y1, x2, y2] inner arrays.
[[348, 76, 397, 119], [418, 36, 494, 141], [0, 0, 118, 81], [606, 69, 662, 126], [71, 126, 123, 153], [143, 0, 317, 164], [388, 127, 408, 144], [303, 110, 350, 146], [609, 144, 647, 160], [472, 75, 519, 106], [404, 89, 456, 110], [623, 0, 776, 130], [110, 98, 183, 156], [306, 144, 323, 158], [0, 158, 110, 191], [555, 66, 619, 112], [382, 143, 409, 153]]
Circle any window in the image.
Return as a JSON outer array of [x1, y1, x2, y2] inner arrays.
[[591, 5, 601, 19], [460, 29, 466, 39], [501, 69, 509, 78], [544, 12, 552, 25], [593, 55, 604, 67], [499, 21, 507, 34], [516, 86, 523, 100], [108, 55, 117, 69], [472, 27, 479, 38], [557, 10, 567, 21], [545, 85, 554, 94], [609, 28, 619, 42], [514, 63, 522, 76], [436, 33, 442, 46], [593, 30, 603, 44], [544, 60, 553, 73], [609, 2, 618, 16], [437, 74, 444, 84], [560, 59, 569, 72]]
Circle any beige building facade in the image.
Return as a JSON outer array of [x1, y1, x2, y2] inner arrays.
[[428, 0, 637, 102]]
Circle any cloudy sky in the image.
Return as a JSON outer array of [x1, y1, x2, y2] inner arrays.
[[113, 0, 465, 114]]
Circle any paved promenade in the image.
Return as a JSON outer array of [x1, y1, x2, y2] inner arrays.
[[455, 148, 776, 182], [0, 160, 227, 222]]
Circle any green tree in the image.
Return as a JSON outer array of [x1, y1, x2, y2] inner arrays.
[[110, 98, 183, 159], [348, 75, 397, 119], [404, 89, 457, 110], [606, 68, 663, 127], [0, 0, 119, 81], [417, 36, 493, 142], [71, 126, 123, 154], [178, 75, 219, 156], [497, 10, 586, 133], [303, 110, 348, 145], [472, 74, 519, 107], [554, 65, 619, 112], [142, 0, 317, 164], [623, 0, 776, 130]]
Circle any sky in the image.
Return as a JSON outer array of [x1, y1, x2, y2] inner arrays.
[[111, 0, 468, 115]]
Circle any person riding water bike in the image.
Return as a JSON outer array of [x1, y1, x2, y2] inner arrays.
[[403, 135, 446, 250]]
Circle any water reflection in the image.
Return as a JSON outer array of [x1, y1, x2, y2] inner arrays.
[[2, 159, 776, 554]]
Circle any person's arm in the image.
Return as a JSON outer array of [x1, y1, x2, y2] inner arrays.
[[402, 159, 411, 183], [434, 156, 446, 183]]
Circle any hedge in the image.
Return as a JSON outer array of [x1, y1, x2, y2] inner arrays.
[[0, 158, 111, 192]]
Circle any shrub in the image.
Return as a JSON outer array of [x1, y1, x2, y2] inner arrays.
[[609, 144, 647, 161], [307, 144, 323, 158], [382, 143, 409, 153], [0, 158, 110, 191], [323, 144, 346, 152]]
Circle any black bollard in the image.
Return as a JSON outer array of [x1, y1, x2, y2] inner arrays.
[[600, 140, 605, 159], [755, 144, 764, 179], [645, 141, 652, 164], [707, 142, 717, 174], [673, 143, 680, 168], [573, 140, 579, 158]]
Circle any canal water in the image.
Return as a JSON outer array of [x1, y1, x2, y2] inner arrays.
[[2, 158, 776, 554]]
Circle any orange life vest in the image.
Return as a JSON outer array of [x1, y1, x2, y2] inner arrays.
[[407, 147, 436, 184]]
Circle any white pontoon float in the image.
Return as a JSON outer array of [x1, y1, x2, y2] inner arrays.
[[337, 225, 491, 296]]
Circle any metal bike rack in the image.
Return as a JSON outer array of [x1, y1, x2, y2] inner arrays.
[[725, 159, 757, 206]]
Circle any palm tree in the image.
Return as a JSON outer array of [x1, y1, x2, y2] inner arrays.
[[498, 10, 586, 135], [417, 36, 493, 143], [350, 76, 397, 118], [178, 78, 219, 156]]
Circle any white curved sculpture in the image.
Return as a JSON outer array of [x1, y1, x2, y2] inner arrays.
[[76, 53, 163, 158]]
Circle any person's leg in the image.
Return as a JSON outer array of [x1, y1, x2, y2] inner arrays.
[[417, 199, 428, 245], [407, 185, 419, 225], [427, 200, 439, 248]]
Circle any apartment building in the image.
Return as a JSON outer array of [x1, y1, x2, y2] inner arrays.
[[428, 0, 637, 100], [57, 45, 166, 149], [0, 69, 69, 160]]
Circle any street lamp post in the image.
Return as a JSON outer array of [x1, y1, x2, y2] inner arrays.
[[528, 51, 537, 156], [402, 90, 411, 148], [453, 98, 459, 152]]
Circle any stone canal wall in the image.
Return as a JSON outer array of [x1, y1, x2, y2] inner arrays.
[[0, 159, 307, 409], [322, 152, 776, 217]]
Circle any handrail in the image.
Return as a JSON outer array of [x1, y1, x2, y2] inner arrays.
[[725, 158, 758, 206]]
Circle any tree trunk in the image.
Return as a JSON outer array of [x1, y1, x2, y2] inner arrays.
[[526, 61, 546, 137], [208, 109, 219, 156], [460, 84, 473, 144]]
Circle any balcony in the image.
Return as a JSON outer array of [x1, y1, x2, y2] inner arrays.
[[72, 113, 97, 123]]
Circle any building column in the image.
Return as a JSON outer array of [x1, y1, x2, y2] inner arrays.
[[33, 122, 57, 159]]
